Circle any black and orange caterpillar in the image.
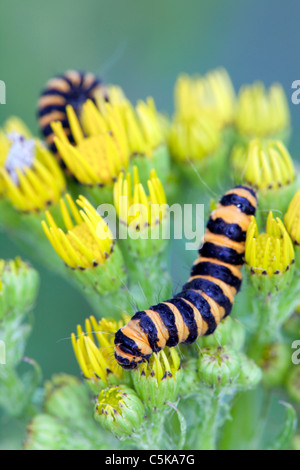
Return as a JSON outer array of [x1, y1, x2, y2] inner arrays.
[[114, 185, 257, 369], [38, 70, 108, 156]]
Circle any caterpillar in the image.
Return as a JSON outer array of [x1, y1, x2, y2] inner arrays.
[[37, 70, 108, 157], [114, 185, 257, 369]]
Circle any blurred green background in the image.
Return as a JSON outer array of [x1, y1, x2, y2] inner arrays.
[[0, 0, 300, 382]]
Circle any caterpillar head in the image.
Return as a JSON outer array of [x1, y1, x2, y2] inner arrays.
[[114, 322, 152, 370]]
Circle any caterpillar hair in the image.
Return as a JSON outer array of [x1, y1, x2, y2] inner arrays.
[[114, 185, 257, 369], [37, 70, 108, 157]]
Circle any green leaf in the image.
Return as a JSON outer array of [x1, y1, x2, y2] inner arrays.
[[266, 401, 297, 450]]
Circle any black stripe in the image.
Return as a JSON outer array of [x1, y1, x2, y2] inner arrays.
[[207, 217, 246, 242], [176, 289, 217, 335], [41, 89, 68, 99], [114, 329, 141, 357], [132, 311, 161, 353], [38, 104, 67, 118], [183, 277, 232, 318], [190, 261, 242, 292], [149, 303, 179, 347], [199, 242, 244, 265], [220, 193, 256, 215], [166, 298, 198, 344], [234, 185, 257, 200]]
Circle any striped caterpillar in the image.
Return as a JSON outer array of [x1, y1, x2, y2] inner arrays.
[[37, 70, 107, 156], [114, 185, 257, 369]]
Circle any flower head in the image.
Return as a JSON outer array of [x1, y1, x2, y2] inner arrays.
[[132, 347, 181, 409], [174, 68, 236, 128], [95, 385, 145, 438], [42, 194, 113, 269], [231, 139, 295, 192], [245, 212, 294, 277], [51, 99, 129, 186], [71, 315, 129, 390], [198, 346, 240, 388], [235, 82, 290, 140], [114, 166, 167, 229], [0, 119, 65, 212], [168, 111, 221, 164], [100, 87, 165, 158]]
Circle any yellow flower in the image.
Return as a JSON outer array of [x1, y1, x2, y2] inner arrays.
[[231, 139, 295, 192], [0, 118, 65, 212], [285, 189, 300, 245], [100, 86, 165, 158], [236, 82, 290, 140], [132, 347, 181, 409], [168, 111, 221, 163], [51, 99, 129, 186], [113, 166, 167, 228], [42, 194, 113, 269], [71, 315, 129, 386], [245, 212, 294, 276], [174, 67, 236, 127]]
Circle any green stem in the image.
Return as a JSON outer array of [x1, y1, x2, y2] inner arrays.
[[197, 393, 220, 450]]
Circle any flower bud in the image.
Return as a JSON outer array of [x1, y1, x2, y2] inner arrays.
[[235, 82, 290, 143], [258, 343, 290, 387], [44, 374, 92, 423], [167, 70, 234, 187], [0, 257, 39, 321], [95, 385, 145, 438], [245, 212, 295, 294], [236, 354, 262, 389], [198, 346, 240, 388], [177, 358, 199, 397], [24, 414, 66, 450], [197, 316, 245, 352], [132, 347, 181, 409], [231, 139, 296, 218]]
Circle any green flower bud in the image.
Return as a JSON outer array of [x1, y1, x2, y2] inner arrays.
[[95, 385, 145, 439], [44, 374, 93, 423], [286, 367, 300, 403], [198, 346, 240, 388], [0, 257, 39, 321], [236, 354, 262, 389], [24, 414, 67, 450], [132, 347, 181, 409], [177, 358, 199, 397], [197, 317, 245, 352], [259, 343, 291, 387]]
